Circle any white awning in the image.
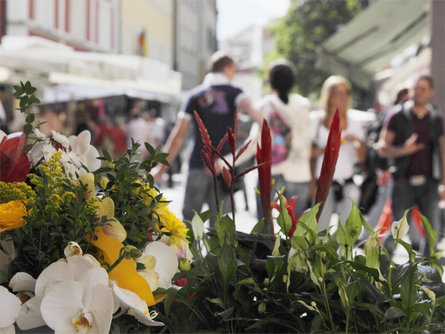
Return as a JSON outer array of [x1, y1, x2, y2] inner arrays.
[[317, 0, 429, 90], [0, 36, 182, 103]]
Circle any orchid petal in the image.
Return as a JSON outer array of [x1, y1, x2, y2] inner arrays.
[[16, 295, 45, 330], [143, 241, 178, 289], [83, 146, 101, 172], [9, 272, 36, 292], [0, 286, 21, 329], [34, 262, 75, 297], [40, 281, 85, 332]]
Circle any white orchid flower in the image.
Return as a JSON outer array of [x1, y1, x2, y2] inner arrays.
[[111, 282, 164, 326], [41, 267, 114, 334], [139, 241, 178, 290], [16, 256, 100, 331], [68, 130, 101, 174], [160, 235, 193, 262], [0, 286, 21, 334]]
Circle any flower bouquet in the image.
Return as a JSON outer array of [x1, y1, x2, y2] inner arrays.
[[0, 82, 191, 333]]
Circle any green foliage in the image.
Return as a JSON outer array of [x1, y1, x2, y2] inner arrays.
[[13, 81, 42, 153], [156, 205, 445, 333], [271, 0, 368, 97], [95, 141, 169, 249]]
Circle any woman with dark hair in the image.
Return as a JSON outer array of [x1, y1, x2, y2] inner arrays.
[[256, 60, 313, 219]]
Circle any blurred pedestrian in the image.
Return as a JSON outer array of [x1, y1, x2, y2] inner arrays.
[[253, 59, 312, 219], [378, 75, 444, 255], [152, 51, 263, 223], [126, 108, 150, 160], [110, 116, 127, 158], [362, 87, 409, 228], [310, 75, 366, 231]]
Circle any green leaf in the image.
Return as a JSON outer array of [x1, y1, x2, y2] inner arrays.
[[394, 238, 415, 262], [23, 123, 33, 135], [251, 217, 266, 234], [266, 255, 285, 280], [290, 235, 309, 251], [144, 142, 156, 156], [383, 306, 405, 321], [297, 203, 320, 236], [276, 193, 293, 235], [217, 246, 236, 288], [335, 219, 353, 248], [400, 263, 418, 312], [29, 95, 40, 104], [418, 212, 437, 256], [206, 297, 225, 309], [25, 113, 35, 123], [13, 85, 24, 96], [199, 210, 213, 223], [345, 202, 363, 242], [102, 149, 112, 161], [19, 95, 29, 109]]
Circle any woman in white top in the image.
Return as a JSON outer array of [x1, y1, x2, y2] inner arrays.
[[256, 60, 312, 218], [310, 75, 366, 231]]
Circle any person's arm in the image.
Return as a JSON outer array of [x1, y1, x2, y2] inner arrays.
[[237, 96, 263, 125], [152, 117, 190, 183], [344, 134, 366, 163], [377, 128, 423, 158]]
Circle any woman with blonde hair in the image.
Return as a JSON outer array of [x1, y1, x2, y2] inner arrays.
[[310, 75, 367, 231]]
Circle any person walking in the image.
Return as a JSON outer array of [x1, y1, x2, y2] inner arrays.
[[378, 75, 445, 255], [310, 75, 367, 231], [255, 60, 312, 218], [153, 52, 262, 223]]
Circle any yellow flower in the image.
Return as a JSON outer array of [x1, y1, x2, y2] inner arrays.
[[86, 228, 163, 306], [156, 207, 188, 246], [0, 200, 27, 232]]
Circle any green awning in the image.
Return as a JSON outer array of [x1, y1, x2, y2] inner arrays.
[[317, 0, 429, 90]]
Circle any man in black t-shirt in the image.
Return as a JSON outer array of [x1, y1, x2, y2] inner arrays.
[[153, 52, 262, 223], [378, 75, 445, 255]]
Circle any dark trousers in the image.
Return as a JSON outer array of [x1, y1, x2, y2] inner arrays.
[[389, 178, 439, 255]]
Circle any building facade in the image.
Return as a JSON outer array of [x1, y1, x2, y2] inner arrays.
[[4, 0, 119, 52], [120, 0, 174, 68], [174, 0, 217, 90]]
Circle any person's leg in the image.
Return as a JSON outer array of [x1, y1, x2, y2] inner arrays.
[[386, 179, 415, 252], [182, 169, 212, 223], [416, 179, 439, 256]]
